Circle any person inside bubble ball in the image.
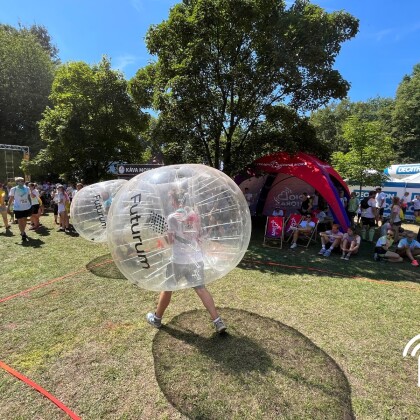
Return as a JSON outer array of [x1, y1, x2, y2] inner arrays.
[[146, 189, 227, 333]]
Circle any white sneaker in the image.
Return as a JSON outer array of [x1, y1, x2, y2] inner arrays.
[[290, 243, 297, 249], [213, 317, 227, 333], [146, 312, 162, 328], [318, 248, 326, 255]]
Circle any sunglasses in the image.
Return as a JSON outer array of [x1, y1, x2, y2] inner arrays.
[[386, 234, 394, 237]]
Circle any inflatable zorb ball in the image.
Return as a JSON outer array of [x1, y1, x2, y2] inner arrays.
[[107, 164, 252, 291], [70, 179, 127, 242]]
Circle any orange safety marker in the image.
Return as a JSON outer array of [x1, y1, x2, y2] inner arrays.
[[0, 360, 81, 419]]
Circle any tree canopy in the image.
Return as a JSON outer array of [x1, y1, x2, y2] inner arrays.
[[28, 58, 149, 182], [331, 116, 393, 191], [0, 24, 56, 154], [130, 0, 358, 175], [392, 63, 420, 163]]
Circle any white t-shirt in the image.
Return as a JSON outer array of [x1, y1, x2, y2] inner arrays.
[[10, 186, 32, 211], [361, 198, 376, 218], [397, 238, 420, 250], [299, 220, 315, 229], [30, 188, 40, 206], [342, 233, 361, 245], [413, 198, 420, 210], [324, 229, 343, 243], [375, 192, 387, 208], [168, 209, 203, 265]]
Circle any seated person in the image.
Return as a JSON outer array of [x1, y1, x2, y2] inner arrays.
[[374, 230, 403, 263], [319, 224, 343, 257], [340, 226, 361, 260], [272, 207, 284, 217], [396, 231, 420, 267], [290, 214, 316, 249]]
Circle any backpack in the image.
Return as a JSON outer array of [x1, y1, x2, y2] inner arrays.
[[360, 197, 370, 209]]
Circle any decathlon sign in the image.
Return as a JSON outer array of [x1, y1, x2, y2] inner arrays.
[[385, 164, 420, 179]]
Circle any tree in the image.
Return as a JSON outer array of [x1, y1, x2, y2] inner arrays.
[[331, 116, 393, 192], [130, 0, 358, 175], [309, 97, 395, 159], [0, 24, 56, 154], [28, 57, 149, 182], [392, 63, 420, 162]]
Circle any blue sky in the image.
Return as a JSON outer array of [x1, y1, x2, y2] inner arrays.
[[1, 0, 419, 102]]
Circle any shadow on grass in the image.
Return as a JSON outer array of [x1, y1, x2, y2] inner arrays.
[[153, 308, 354, 419], [20, 237, 45, 248], [86, 253, 125, 279]]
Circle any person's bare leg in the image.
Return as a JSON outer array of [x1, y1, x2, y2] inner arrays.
[[194, 287, 218, 320], [155, 291, 172, 318], [18, 217, 27, 235]]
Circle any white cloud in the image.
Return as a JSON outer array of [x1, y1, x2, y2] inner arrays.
[[113, 54, 139, 72], [131, 0, 144, 13]]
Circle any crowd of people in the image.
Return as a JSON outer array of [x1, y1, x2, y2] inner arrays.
[[276, 189, 420, 266], [0, 177, 84, 241]]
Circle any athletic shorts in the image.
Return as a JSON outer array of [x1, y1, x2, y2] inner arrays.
[[392, 221, 402, 226], [167, 261, 205, 288], [361, 217, 375, 227], [14, 209, 32, 219], [377, 208, 384, 216], [375, 246, 387, 255], [53, 203, 58, 216], [31, 204, 40, 215]]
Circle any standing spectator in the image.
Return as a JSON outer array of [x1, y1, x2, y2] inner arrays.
[[318, 224, 343, 257], [360, 191, 377, 242], [28, 183, 41, 230], [339, 190, 348, 211], [51, 186, 60, 225], [400, 191, 410, 217], [243, 188, 253, 213], [412, 195, 420, 222], [389, 196, 403, 242], [375, 187, 387, 226], [340, 226, 361, 260], [299, 192, 312, 216], [396, 231, 420, 267], [0, 182, 10, 230], [56, 185, 70, 232], [347, 192, 359, 227], [311, 191, 319, 211], [7, 177, 32, 241]]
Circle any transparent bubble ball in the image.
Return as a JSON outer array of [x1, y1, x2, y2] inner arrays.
[[107, 164, 252, 291], [70, 179, 127, 242]]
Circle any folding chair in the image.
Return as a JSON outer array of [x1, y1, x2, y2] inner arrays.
[[296, 216, 319, 248], [263, 216, 285, 248], [284, 213, 304, 243]]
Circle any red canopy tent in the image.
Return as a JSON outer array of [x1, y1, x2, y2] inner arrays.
[[237, 152, 350, 229]]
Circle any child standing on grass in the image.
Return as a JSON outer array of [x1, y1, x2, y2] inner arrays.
[[146, 189, 227, 334]]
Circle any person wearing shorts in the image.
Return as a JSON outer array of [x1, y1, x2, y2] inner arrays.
[[396, 231, 420, 267], [318, 224, 343, 257], [146, 189, 227, 333], [29, 183, 41, 230], [361, 191, 377, 242], [374, 230, 403, 262], [8, 177, 32, 241]]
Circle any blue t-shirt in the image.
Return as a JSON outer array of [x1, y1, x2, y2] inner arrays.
[[397, 238, 420, 250]]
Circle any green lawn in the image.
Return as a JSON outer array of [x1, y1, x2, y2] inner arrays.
[[1, 214, 419, 419]]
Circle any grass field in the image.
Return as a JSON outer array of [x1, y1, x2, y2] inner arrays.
[[1, 213, 420, 419]]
